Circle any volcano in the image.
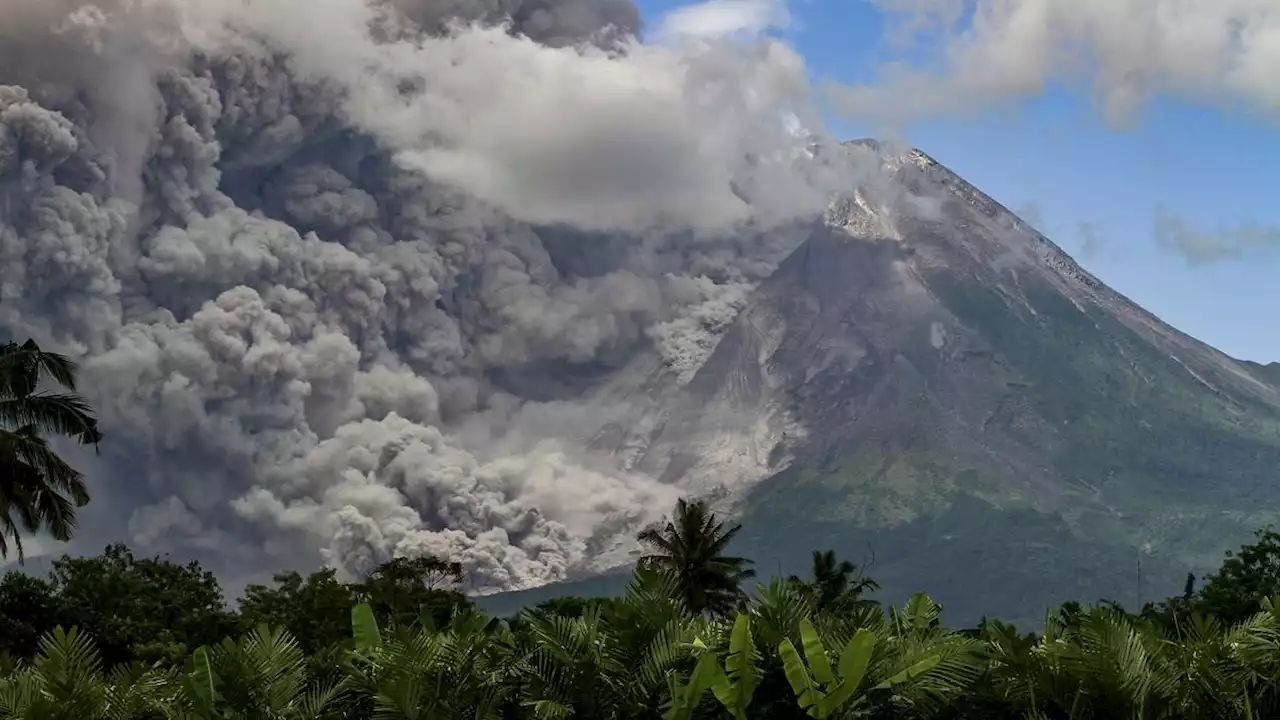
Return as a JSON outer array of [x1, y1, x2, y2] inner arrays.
[[486, 141, 1280, 626]]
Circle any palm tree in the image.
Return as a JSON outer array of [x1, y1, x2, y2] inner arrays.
[[0, 339, 102, 560], [0, 626, 171, 720], [636, 498, 755, 616], [170, 625, 348, 720], [345, 603, 514, 719], [789, 550, 880, 614]]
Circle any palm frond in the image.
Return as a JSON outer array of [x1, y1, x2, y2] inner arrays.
[[0, 340, 79, 395], [0, 391, 102, 446]]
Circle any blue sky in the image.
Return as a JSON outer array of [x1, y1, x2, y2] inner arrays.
[[639, 0, 1280, 363]]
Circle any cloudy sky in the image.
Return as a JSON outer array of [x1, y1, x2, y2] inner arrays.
[[648, 0, 1280, 362]]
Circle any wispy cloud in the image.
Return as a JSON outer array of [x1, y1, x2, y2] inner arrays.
[[1076, 221, 1104, 260], [655, 0, 791, 41], [1154, 208, 1280, 264]]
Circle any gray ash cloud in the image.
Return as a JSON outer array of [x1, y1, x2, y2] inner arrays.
[[0, 0, 867, 591]]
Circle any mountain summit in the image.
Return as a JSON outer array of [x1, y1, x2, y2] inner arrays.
[[503, 141, 1280, 625]]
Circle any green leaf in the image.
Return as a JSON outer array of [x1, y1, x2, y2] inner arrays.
[[837, 628, 876, 689], [879, 654, 941, 687], [711, 614, 759, 718], [351, 603, 382, 653], [815, 681, 860, 718], [687, 649, 725, 705], [903, 593, 940, 631], [799, 617, 834, 686], [665, 649, 723, 720], [779, 638, 825, 717], [187, 646, 220, 716]]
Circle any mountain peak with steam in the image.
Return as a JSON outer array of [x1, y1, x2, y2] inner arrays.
[[543, 140, 1280, 626]]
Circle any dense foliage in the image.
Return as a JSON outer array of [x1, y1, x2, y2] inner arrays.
[[3, 506, 1280, 718]]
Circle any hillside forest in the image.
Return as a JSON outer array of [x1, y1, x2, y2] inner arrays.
[[9, 341, 1280, 719]]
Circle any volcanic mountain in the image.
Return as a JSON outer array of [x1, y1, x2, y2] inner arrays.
[[486, 141, 1280, 626]]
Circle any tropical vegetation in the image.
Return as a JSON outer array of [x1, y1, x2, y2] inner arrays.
[[0, 502, 1279, 718]]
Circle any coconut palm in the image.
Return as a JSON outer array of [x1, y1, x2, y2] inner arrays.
[[0, 339, 102, 560], [636, 498, 756, 617], [789, 550, 880, 615]]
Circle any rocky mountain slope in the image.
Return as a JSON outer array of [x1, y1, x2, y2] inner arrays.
[[485, 141, 1280, 626]]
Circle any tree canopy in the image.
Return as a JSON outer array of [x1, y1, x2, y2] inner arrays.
[[637, 497, 756, 617], [3, 496, 1279, 718]]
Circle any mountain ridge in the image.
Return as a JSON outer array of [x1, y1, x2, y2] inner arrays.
[[482, 141, 1280, 626]]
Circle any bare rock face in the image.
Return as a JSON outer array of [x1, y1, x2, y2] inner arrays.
[[529, 141, 1280, 626]]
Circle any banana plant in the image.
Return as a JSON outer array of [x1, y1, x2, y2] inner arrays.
[[709, 613, 760, 719], [779, 616, 941, 718], [349, 602, 382, 661], [663, 613, 760, 720], [177, 646, 222, 719], [663, 638, 723, 720]]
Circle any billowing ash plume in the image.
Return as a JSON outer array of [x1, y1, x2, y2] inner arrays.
[[0, 0, 868, 590]]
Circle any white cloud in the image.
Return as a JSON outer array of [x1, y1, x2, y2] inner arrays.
[[174, 0, 834, 234], [838, 0, 1280, 127], [656, 0, 790, 41]]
